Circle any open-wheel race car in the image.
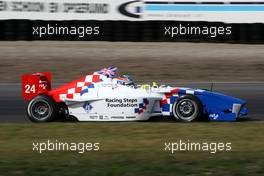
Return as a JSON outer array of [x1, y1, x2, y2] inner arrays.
[[21, 67, 248, 122]]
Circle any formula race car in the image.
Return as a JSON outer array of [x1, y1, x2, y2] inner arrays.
[[21, 67, 248, 122]]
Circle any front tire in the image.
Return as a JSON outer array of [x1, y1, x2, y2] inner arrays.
[[172, 95, 203, 122], [27, 95, 57, 122]]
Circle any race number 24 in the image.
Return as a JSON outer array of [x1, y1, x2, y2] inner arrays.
[[25, 84, 36, 94]]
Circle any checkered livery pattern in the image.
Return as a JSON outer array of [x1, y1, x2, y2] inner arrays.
[[59, 73, 102, 100], [161, 88, 200, 115], [134, 98, 149, 114]]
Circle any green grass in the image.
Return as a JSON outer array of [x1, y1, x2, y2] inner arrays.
[[0, 122, 263, 176]]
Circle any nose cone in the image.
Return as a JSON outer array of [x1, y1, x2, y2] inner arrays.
[[200, 90, 246, 105]]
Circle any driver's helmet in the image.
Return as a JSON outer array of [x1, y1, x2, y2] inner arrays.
[[115, 75, 134, 86]]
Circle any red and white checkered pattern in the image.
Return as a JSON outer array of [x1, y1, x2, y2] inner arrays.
[[161, 92, 179, 104], [59, 73, 102, 100]]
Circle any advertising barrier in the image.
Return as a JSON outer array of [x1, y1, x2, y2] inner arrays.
[[0, 0, 264, 42]]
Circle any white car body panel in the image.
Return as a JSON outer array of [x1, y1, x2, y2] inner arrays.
[[65, 81, 165, 121]]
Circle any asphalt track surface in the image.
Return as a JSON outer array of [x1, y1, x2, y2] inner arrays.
[[0, 83, 263, 122]]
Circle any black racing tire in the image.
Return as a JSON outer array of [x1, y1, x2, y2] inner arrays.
[[172, 95, 203, 122], [27, 95, 58, 122]]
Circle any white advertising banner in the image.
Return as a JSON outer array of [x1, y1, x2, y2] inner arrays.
[[0, 0, 264, 23]]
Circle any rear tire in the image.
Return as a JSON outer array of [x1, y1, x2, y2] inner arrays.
[[27, 95, 57, 122], [172, 95, 203, 122]]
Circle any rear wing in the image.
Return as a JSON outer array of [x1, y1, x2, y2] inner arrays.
[[21, 72, 52, 101]]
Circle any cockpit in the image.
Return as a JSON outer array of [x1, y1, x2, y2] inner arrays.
[[113, 75, 134, 86]]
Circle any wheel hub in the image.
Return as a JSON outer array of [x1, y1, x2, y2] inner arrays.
[[32, 102, 50, 119], [36, 106, 48, 115], [179, 101, 194, 116]]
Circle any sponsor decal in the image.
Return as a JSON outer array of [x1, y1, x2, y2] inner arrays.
[[0, 1, 109, 14], [209, 113, 219, 120], [118, 0, 141, 18], [83, 102, 93, 113], [105, 98, 138, 108], [1, 0, 264, 22], [118, 1, 264, 19]]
